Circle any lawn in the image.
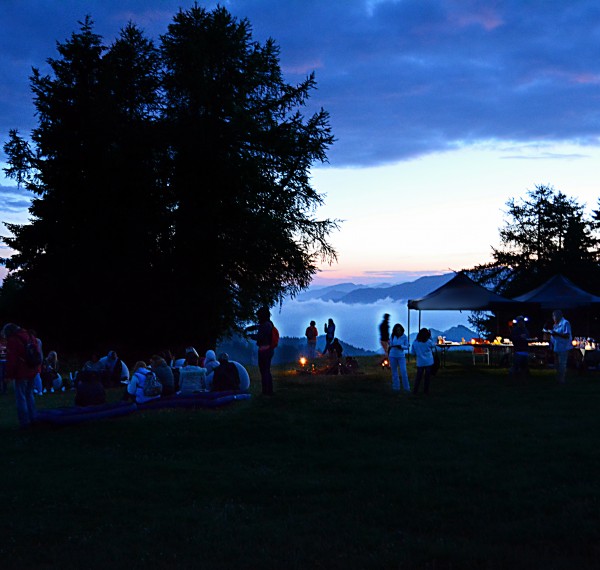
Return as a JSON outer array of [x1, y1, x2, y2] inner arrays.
[[1, 355, 599, 569]]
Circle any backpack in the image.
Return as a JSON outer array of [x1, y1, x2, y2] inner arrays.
[[21, 334, 43, 368], [141, 370, 162, 397], [270, 323, 280, 349]]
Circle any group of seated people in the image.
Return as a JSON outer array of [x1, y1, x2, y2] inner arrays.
[[73, 347, 250, 407]]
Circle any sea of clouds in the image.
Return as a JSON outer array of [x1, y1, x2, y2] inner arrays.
[[273, 296, 472, 352]]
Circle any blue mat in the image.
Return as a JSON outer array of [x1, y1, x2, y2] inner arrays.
[[36, 401, 138, 425], [137, 391, 251, 410]]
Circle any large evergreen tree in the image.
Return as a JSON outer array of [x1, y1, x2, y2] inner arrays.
[[1, 7, 337, 355], [159, 5, 337, 349]]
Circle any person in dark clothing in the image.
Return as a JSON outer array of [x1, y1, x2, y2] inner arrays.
[[211, 353, 241, 391], [323, 318, 336, 355], [74, 369, 106, 406], [329, 338, 343, 360], [305, 320, 319, 359], [509, 315, 530, 380], [2, 323, 41, 428], [245, 306, 276, 395], [379, 313, 391, 355], [150, 355, 176, 396]]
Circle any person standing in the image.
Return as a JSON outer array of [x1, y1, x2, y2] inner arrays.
[[379, 313, 391, 356], [509, 315, 530, 380], [549, 309, 572, 384], [410, 328, 435, 395], [2, 323, 42, 429], [246, 306, 276, 395], [305, 320, 318, 359], [323, 318, 336, 355], [388, 323, 410, 392]]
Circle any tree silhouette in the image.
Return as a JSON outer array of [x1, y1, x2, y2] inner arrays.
[[469, 185, 600, 297], [1, 7, 338, 356]]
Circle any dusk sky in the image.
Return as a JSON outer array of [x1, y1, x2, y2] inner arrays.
[[2, 1, 600, 287]]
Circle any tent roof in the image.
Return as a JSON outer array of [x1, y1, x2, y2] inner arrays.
[[513, 274, 600, 309], [408, 271, 524, 311]]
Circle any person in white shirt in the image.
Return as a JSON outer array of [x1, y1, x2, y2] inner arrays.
[[410, 328, 435, 395], [549, 309, 572, 384], [388, 323, 410, 392], [178, 354, 208, 394]]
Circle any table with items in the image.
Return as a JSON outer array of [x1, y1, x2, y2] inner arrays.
[[434, 337, 551, 368], [571, 338, 600, 372]]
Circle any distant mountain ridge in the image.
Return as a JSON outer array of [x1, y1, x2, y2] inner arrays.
[[298, 273, 455, 304]]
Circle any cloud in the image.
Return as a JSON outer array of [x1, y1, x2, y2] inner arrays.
[[0, 185, 31, 226], [2, 1, 600, 168], [274, 295, 472, 351]]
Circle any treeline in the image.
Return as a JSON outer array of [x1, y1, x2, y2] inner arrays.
[[0, 5, 338, 355], [466, 184, 600, 336]]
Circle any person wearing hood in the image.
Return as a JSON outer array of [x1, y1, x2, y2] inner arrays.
[[127, 361, 161, 404], [2, 323, 42, 429], [204, 350, 220, 390]]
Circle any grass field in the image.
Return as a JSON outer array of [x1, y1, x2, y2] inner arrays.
[[1, 355, 599, 569]]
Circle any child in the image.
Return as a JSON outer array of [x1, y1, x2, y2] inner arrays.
[[410, 328, 435, 395]]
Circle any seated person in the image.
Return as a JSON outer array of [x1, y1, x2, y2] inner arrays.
[[41, 350, 62, 393], [178, 354, 208, 394], [171, 347, 199, 369], [211, 352, 240, 391], [328, 338, 344, 360], [126, 361, 162, 404], [204, 349, 220, 389], [149, 354, 176, 397], [96, 350, 121, 386], [74, 369, 106, 407]]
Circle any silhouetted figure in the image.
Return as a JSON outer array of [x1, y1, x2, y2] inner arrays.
[[245, 306, 276, 395], [323, 318, 336, 355]]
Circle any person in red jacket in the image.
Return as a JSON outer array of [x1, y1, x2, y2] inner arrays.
[[2, 323, 42, 428]]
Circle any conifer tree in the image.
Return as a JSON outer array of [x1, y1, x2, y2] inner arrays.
[[468, 185, 600, 297], [2, 7, 338, 353], [158, 5, 337, 347]]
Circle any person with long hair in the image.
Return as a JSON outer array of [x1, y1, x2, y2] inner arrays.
[[410, 328, 435, 395], [388, 323, 410, 392], [323, 318, 336, 355]]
